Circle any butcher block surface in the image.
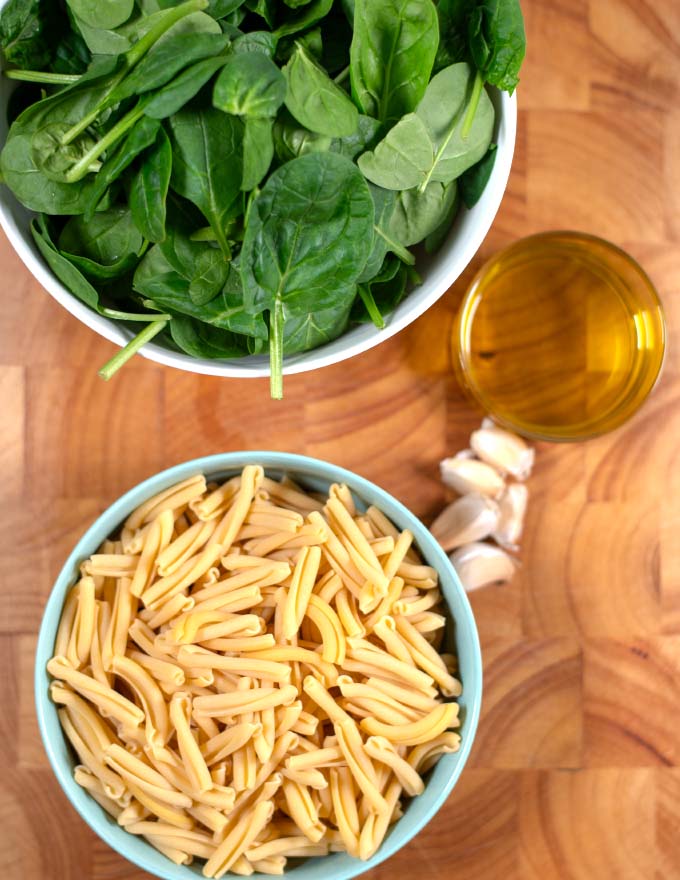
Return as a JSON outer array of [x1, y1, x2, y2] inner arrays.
[[1, 0, 680, 877]]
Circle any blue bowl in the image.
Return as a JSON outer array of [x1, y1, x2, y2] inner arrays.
[[35, 452, 482, 880]]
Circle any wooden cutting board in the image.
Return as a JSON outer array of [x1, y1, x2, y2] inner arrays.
[[1, 0, 679, 877]]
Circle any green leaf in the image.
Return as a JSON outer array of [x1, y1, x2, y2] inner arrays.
[[349, 0, 439, 125], [169, 315, 252, 358], [231, 30, 276, 56], [168, 107, 244, 256], [189, 247, 230, 305], [273, 0, 333, 39], [357, 114, 434, 190], [31, 216, 101, 311], [66, 0, 134, 30], [284, 43, 358, 137], [85, 115, 161, 220], [242, 117, 274, 191], [240, 151, 373, 397], [144, 56, 229, 119], [329, 114, 381, 160], [435, 0, 471, 72], [389, 179, 458, 247], [358, 63, 494, 191], [60, 206, 144, 265], [358, 183, 395, 283], [213, 52, 286, 118], [129, 128, 173, 242], [283, 301, 352, 353], [109, 32, 230, 104], [468, 0, 526, 93], [272, 110, 331, 162], [0, 0, 56, 69], [459, 141, 497, 208]]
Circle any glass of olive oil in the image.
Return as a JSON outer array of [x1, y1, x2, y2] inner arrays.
[[454, 232, 666, 441]]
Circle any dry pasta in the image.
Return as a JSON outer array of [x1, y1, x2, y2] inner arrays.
[[48, 468, 462, 876]]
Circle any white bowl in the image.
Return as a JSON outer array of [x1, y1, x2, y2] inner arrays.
[[0, 61, 516, 378]]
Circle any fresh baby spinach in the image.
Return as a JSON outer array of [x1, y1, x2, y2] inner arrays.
[[350, 0, 439, 125], [0, 0, 525, 396], [241, 151, 373, 397]]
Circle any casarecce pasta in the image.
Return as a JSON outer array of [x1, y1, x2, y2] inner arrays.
[[48, 466, 461, 877]]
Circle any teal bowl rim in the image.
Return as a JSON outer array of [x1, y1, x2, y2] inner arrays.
[[35, 451, 482, 880]]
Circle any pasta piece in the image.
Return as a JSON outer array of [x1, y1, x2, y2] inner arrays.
[[360, 703, 459, 746], [282, 547, 321, 641], [280, 779, 325, 842], [365, 736, 424, 796], [203, 799, 274, 879]]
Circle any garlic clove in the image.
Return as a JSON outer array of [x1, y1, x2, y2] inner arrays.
[[430, 493, 500, 552], [449, 542, 517, 592], [492, 483, 528, 551], [440, 455, 505, 498], [470, 423, 535, 480]]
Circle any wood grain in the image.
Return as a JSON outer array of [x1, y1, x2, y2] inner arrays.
[[1, 0, 680, 877]]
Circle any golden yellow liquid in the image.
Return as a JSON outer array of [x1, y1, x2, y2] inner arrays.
[[455, 232, 666, 440]]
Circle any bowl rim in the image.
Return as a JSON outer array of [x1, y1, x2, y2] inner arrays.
[[0, 89, 517, 378], [34, 451, 482, 880]]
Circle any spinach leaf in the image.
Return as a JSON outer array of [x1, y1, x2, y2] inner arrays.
[[189, 247, 230, 305], [435, 0, 471, 72], [242, 117, 274, 190], [273, 0, 333, 39], [0, 0, 55, 68], [169, 315, 253, 357], [74, 18, 132, 55], [241, 151, 373, 397], [358, 63, 494, 191], [31, 215, 102, 311], [246, 0, 275, 26], [283, 43, 358, 137], [66, 0, 134, 31], [213, 52, 286, 118], [129, 127, 173, 242], [60, 207, 144, 265], [468, 0, 525, 93], [283, 301, 352, 354], [352, 254, 408, 325], [85, 115, 161, 219], [52, 28, 92, 75], [272, 110, 331, 162], [459, 141, 497, 208], [357, 114, 434, 190], [349, 0, 439, 125], [168, 107, 244, 256], [329, 114, 381, 160], [389, 179, 458, 247], [109, 32, 230, 104], [136, 244, 265, 337], [425, 185, 460, 253], [358, 183, 395, 283], [0, 128, 95, 214], [232, 30, 276, 56], [144, 56, 229, 119]]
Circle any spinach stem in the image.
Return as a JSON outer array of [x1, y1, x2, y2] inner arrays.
[[101, 308, 171, 322], [460, 69, 484, 140], [269, 300, 284, 400], [334, 66, 350, 85], [5, 69, 81, 84], [211, 222, 232, 260], [61, 0, 208, 147], [374, 226, 415, 265], [98, 319, 169, 381], [358, 285, 385, 329], [65, 103, 145, 183]]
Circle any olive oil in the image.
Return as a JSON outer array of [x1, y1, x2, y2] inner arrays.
[[454, 232, 666, 441]]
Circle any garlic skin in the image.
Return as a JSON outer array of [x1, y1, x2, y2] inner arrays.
[[493, 483, 528, 550], [470, 422, 535, 480], [449, 542, 517, 592], [440, 454, 505, 498], [430, 494, 500, 552]]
